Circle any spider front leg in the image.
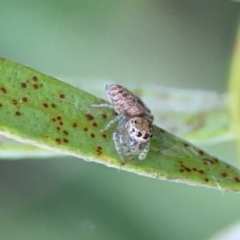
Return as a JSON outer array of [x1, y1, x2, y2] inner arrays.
[[113, 130, 126, 165], [144, 112, 154, 124], [91, 102, 114, 109], [138, 141, 150, 160], [92, 102, 127, 132], [99, 111, 127, 133], [99, 114, 121, 133]]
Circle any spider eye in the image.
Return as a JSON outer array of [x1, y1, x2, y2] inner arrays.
[[143, 134, 150, 139], [134, 120, 138, 124], [132, 128, 135, 132], [136, 132, 142, 137]]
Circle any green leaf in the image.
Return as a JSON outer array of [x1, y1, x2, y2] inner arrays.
[[0, 86, 231, 158], [0, 57, 240, 192]]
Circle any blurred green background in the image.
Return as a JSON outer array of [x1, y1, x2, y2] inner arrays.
[[1, 0, 240, 239]]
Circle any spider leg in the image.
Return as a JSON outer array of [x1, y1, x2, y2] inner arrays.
[[144, 112, 154, 123], [117, 111, 128, 131], [91, 102, 115, 132], [91, 102, 114, 109], [113, 130, 125, 164], [138, 141, 150, 160], [99, 115, 121, 133], [99, 111, 127, 133]]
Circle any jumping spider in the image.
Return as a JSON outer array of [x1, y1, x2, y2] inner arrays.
[[93, 84, 161, 164]]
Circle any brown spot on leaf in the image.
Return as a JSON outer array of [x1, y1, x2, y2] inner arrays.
[[52, 118, 56, 122], [15, 111, 21, 116], [21, 83, 27, 88], [96, 146, 102, 155], [0, 103, 2, 107], [192, 168, 197, 171], [43, 103, 48, 108], [59, 94, 65, 99], [198, 170, 204, 174], [33, 84, 38, 89], [63, 130, 68, 135], [204, 178, 209, 182], [102, 113, 107, 119], [55, 138, 61, 144], [92, 122, 97, 127], [0, 87, 7, 93], [84, 127, 88, 132], [22, 97, 28, 102], [32, 76, 38, 82], [72, 123, 77, 128], [51, 103, 56, 108], [12, 99, 17, 105], [183, 143, 189, 147], [102, 134, 107, 138], [85, 114, 94, 121], [90, 133, 95, 138], [234, 177, 240, 183], [59, 121, 63, 126], [63, 139, 69, 143], [221, 172, 227, 178], [185, 167, 191, 172], [56, 127, 60, 131]]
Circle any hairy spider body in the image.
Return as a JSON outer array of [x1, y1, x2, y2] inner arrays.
[[92, 85, 154, 131], [105, 85, 153, 120], [92, 84, 161, 164]]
